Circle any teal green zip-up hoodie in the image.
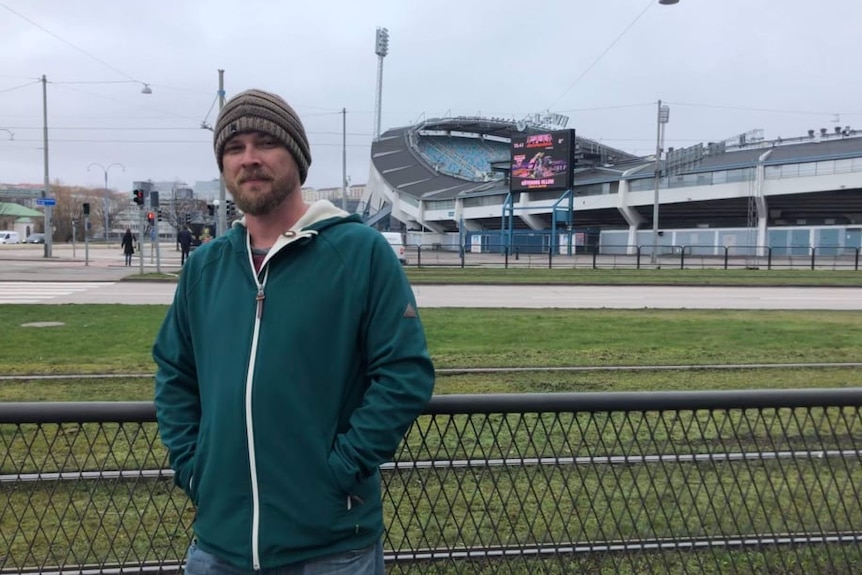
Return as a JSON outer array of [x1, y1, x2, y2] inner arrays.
[[153, 200, 435, 570]]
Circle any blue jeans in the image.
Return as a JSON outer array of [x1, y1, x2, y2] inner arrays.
[[184, 540, 385, 575]]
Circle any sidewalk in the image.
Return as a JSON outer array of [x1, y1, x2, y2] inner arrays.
[[0, 243, 183, 281]]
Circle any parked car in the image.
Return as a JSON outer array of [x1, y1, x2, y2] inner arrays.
[[0, 231, 21, 244], [380, 231, 408, 265], [23, 233, 45, 244]]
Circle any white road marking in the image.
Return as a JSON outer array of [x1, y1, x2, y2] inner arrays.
[[0, 282, 115, 304]]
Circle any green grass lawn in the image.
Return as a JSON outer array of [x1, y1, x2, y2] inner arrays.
[[2, 303, 861, 574], [0, 305, 859, 376]]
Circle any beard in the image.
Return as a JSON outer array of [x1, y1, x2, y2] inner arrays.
[[228, 169, 297, 216]]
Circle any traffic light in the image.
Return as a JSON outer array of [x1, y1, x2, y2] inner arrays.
[[184, 213, 191, 224], [207, 204, 215, 217], [82, 202, 90, 216], [227, 200, 239, 219], [147, 212, 155, 225], [133, 189, 144, 206], [157, 209, 163, 222]]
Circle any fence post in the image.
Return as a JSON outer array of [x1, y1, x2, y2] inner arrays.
[[811, 247, 816, 271], [636, 245, 642, 270], [680, 246, 686, 270], [416, 244, 421, 269], [767, 247, 773, 270], [504, 246, 509, 269], [460, 245, 465, 269], [548, 245, 553, 269], [592, 248, 598, 270], [856, 247, 860, 271]]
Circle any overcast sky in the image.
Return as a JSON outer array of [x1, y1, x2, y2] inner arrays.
[[1, 0, 860, 193]]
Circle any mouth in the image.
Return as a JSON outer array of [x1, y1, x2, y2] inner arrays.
[[239, 173, 272, 185]]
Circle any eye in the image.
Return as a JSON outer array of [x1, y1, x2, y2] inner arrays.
[[224, 142, 244, 154], [259, 137, 279, 148]]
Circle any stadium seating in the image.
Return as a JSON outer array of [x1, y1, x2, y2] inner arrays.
[[417, 136, 509, 181]]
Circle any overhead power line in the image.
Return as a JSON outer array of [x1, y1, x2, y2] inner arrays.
[[547, 0, 655, 110], [0, 80, 41, 95], [0, 2, 146, 85]]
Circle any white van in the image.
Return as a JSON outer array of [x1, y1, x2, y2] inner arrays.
[[380, 231, 407, 265], [0, 231, 21, 244]]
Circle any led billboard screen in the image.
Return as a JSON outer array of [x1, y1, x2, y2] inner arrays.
[[509, 129, 574, 192]]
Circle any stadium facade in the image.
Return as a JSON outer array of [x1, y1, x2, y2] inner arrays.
[[363, 117, 862, 257]]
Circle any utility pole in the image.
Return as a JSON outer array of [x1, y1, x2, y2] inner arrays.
[[342, 107, 348, 211], [217, 69, 227, 237], [42, 74, 52, 258]]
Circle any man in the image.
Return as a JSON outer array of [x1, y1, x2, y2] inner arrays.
[[153, 89, 435, 574], [177, 226, 193, 266]]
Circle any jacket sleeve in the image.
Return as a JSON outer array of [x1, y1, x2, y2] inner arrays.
[[328, 235, 435, 492], [153, 273, 200, 498]]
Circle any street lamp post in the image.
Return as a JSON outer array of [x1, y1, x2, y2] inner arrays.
[[650, 0, 678, 264], [651, 100, 670, 265], [88, 162, 125, 242], [39, 76, 150, 257]]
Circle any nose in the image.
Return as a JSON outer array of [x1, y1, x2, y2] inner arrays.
[[238, 144, 262, 167]]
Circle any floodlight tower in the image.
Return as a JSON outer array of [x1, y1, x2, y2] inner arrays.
[[651, 101, 670, 265], [372, 27, 389, 141]]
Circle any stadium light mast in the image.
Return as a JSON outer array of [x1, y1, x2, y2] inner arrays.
[[651, 100, 670, 266], [372, 27, 389, 141]]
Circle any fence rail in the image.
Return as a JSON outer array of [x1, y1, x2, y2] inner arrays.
[[405, 243, 862, 271], [3, 389, 862, 574]]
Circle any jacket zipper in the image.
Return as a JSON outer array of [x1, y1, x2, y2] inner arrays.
[[246, 268, 268, 570], [244, 230, 315, 569]]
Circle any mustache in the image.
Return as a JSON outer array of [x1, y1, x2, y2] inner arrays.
[[239, 170, 273, 183]]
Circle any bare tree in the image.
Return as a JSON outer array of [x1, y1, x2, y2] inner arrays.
[[161, 186, 207, 250], [51, 185, 111, 242]]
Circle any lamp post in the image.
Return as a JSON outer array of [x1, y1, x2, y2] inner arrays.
[[651, 101, 670, 265], [87, 162, 125, 242], [39, 77, 150, 257], [650, 0, 678, 263]]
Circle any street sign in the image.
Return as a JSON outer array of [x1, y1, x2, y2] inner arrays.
[[36, 198, 56, 206]]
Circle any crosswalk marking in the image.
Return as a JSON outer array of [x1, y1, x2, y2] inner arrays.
[[0, 282, 114, 304]]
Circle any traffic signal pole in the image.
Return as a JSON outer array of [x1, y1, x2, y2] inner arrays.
[[138, 207, 144, 275], [155, 220, 162, 274]]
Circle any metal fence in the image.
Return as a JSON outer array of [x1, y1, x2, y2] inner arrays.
[[3, 389, 862, 574], [406, 244, 862, 271]]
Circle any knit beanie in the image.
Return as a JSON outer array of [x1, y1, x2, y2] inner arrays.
[[213, 89, 312, 184]]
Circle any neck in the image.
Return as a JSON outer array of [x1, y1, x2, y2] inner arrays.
[[246, 195, 309, 250]]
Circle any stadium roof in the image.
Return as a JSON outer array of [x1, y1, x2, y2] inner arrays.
[[372, 118, 862, 201]]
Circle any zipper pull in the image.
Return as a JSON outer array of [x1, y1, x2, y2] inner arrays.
[[256, 287, 265, 319]]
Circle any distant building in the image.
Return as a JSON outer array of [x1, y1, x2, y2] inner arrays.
[[193, 179, 230, 202]]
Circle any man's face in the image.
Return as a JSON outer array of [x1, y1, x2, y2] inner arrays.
[[221, 131, 301, 216]]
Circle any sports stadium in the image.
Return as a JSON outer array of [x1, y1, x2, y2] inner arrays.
[[361, 115, 862, 259]]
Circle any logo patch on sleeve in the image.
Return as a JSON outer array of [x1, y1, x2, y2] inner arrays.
[[403, 303, 418, 318]]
